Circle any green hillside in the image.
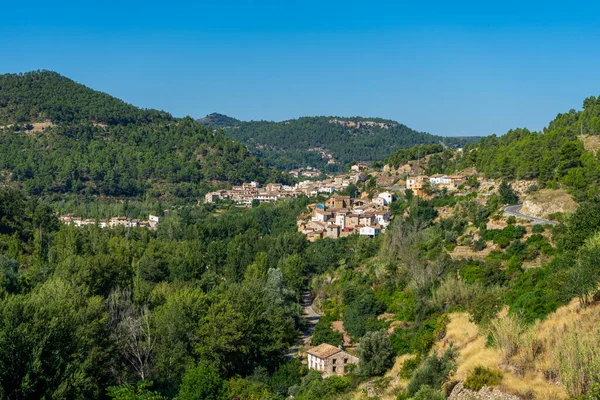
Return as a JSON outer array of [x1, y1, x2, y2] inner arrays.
[[222, 116, 479, 171], [0, 71, 281, 200], [458, 96, 600, 202]]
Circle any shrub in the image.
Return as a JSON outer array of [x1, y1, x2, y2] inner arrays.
[[405, 345, 458, 395], [506, 216, 517, 225], [531, 224, 545, 233], [468, 286, 503, 326], [179, 364, 226, 400], [399, 356, 421, 379], [411, 385, 446, 400], [357, 331, 396, 376], [463, 366, 503, 390], [311, 317, 343, 347], [472, 238, 487, 252], [432, 276, 483, 311]]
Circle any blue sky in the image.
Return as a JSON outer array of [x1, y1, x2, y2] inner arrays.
[[2, 0, 600, 136]]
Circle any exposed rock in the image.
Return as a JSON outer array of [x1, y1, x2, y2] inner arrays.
[[521, 189, 577, 219], [448, 382, 519, 400]]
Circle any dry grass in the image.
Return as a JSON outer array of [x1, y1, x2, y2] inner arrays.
[[435, 312, 569, 399]]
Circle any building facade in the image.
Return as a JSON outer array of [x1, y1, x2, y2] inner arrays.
[[307, 343, 359, 377]]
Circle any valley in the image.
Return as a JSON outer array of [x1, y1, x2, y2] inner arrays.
[[0, 71, 599, 400]]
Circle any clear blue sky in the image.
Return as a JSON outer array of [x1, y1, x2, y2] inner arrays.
[[2, 0, 600, 136]]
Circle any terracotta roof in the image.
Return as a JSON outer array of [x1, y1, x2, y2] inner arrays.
[[308, 343, 341, 359]]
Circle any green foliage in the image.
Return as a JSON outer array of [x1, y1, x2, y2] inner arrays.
[[357, 330, 396, 376], [553, 199, 600, 251], [311, 317, 343, 347], [498, 180, 519, 205], [0, 72, 284, 199], [399, 356, 421, 379], [291, 371, 352, 400], [107, 381, 167, 400], [405, 345, 458, 395], [343, 288, 386, 338], [178, 364, 226, 400], [461, 97, 600, 198], [225, 118, 476, 171], [411, 385, 446, 400], [463, 366, 502, 391], [531, 224, 545, 233]]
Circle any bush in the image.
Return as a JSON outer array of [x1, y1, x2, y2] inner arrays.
[[531, 224, 545, 233], [405, 345, 458, 395], [399, 356, 421, 379], [179, 364, 226, 400], [506, 216, 517, 225], [411, 385, 446, 400], [357, 331, 396, 376], [463, 366, 503, 390], [468, 286, 503, 326], [472, 238, 487, 252]]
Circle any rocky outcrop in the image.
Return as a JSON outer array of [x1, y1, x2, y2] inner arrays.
[[520, 189, 578, 219], [448, 382, 519, 400]]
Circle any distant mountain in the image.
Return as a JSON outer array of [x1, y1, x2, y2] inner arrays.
[[0, 71, 282, 200], [197, 113, 241, 128], [221, 116, 479, 171]]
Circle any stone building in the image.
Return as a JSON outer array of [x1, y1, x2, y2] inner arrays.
[[306, 343, 358, 377]]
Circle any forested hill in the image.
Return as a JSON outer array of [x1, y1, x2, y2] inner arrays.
[[221, 116, 479, 171], [0, 71, 281, 200], [197, 112, 241, 127], [456, 95, 600, 202], [0, 71, 172, 125]]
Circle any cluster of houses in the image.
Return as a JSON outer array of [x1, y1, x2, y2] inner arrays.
[[406, 174, 465, 196], [298, 192, 393, 241], [288, 167, 322, 178], [59, 214, 160, 230], [204, 172, 367, 207]]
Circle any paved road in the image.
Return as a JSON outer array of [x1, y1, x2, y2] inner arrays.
[[502, 204, 559, 226], [286, 291, 321, 358]]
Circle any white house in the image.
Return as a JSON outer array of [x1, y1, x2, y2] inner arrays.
[[318, 186, 336, 194], [377, 192, 393, 206], [359, 225, 381, 237], [429, 174, 451, 186]]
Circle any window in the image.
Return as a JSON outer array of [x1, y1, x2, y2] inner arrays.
[[344, 358, 348, 364], [332, 359, 336, 364], [332, 366, 337, 372]]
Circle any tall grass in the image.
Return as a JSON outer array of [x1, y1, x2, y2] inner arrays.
[[549, 323, 600, 397], [490, 314, 523, 363]]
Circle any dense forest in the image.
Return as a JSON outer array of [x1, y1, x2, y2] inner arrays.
[[0, 189, 385, 399], [0, 71, 285, 201], [220, 116, 478, 171]]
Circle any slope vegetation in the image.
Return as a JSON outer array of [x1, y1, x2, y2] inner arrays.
[[223, 116, 478, 171], [0, 71, 280, 200]]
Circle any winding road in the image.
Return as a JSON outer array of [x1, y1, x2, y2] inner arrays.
[[502, 204, 559, 226], [286, 291, 322, 358]]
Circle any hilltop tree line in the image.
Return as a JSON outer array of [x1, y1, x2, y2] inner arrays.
[[0, 71, 172, 125], [457, 96, 600, 201], [222, 117, 477, 171], [0, 71, 286, 200]]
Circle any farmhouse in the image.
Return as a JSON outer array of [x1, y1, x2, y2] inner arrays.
[[307, 343, 358, 377]]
